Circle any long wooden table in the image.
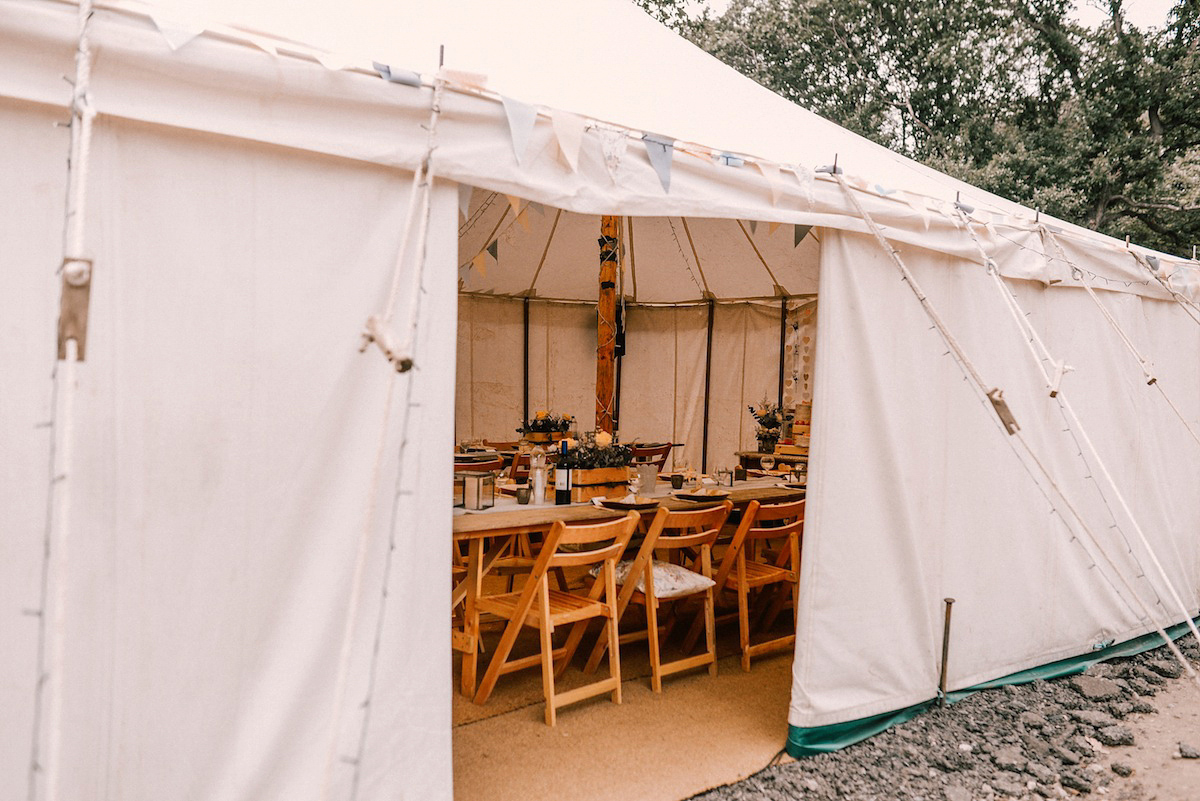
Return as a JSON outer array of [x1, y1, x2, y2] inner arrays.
[[452, 480, 805, 696]]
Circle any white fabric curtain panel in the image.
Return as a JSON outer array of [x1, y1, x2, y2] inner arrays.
[[793, 229, 1200, 730], [2, 108, 457, 800]]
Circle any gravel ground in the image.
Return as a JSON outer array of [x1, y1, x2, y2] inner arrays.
[[697, 635, 1200, 801]]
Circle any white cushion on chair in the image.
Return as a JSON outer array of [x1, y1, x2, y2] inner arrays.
[[593, 560, 715, 599]]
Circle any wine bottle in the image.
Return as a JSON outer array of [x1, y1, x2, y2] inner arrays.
[[555, 440, 571, 504]]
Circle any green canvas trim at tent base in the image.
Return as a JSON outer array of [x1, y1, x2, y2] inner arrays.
[[786, 615, 1200, 757]]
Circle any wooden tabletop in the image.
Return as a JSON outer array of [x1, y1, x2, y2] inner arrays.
[[452, 482, 804, 539]]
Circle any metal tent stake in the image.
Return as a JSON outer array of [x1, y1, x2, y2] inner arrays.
[[938, 598, 955, 707]]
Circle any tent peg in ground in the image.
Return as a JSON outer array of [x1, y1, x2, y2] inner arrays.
[[938, 598, 955, 708]]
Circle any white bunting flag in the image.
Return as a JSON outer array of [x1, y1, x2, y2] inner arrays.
[[551, 110, 587, 172], [458, 184, 473, 220], [755, 161, 784, 205], [643, 134, 675, 193], [315, 52, 352, 71], [790, 166, 816, 208], [501, 97, 539, 166], [599, 129, 627, 183], [506, 194, 523, 219], [151, 13, 206, 51]]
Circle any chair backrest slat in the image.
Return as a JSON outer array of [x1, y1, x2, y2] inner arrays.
[[454, 457, 504, 473], [542, 513, 639, 569]]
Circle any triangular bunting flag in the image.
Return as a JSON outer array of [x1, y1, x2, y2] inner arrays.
[[748, 220, 758, 235], [315, 51, 352, 71], [550, 110, 587, 172], [794, 225, 811, 247], [643, 134, 675, 193], [458, 184, 472, 220], [506, 194, 523, 218], [874, 184, 897, 196], [529, 202, 546, 216], [755, 161, 783, 205], [501, 96, 538, 166], [374, 63, 422, 86], [790, 166, 816, 208], [248, 36, 279, 57], [599, 129, 627, 183], [486, 240, 499, 261], [151, 14, 205, 51], [516, 210, 531, 233], [714, 152, 744, 168], [768, 221, 782, 236]]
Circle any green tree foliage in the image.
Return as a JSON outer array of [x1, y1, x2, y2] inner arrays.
[[638, 0, 1200, 257]]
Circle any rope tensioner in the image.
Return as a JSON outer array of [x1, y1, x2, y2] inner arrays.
[[358, 315, 413, 373]]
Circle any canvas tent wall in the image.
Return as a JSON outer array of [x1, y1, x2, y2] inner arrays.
[[4, 2, 1200, 801]]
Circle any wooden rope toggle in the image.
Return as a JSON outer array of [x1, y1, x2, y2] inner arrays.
[[57, 256, 93, 360], [358, 314, 412, 372]]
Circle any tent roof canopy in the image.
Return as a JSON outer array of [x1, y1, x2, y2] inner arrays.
[[20, 0, 1195, 302]]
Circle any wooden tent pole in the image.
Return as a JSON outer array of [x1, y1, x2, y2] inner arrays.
[[596, 216, 620, 433]]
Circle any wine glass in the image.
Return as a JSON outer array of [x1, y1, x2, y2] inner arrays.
[[760, 454, 776, 472]]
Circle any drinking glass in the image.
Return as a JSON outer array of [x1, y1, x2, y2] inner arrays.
[[760, 454, 776, 472]]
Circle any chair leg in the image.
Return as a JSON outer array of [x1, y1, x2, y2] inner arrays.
[[646, 599, 663, 693], [605, 562, 622, 704], [540, 620, 557, 726], [738, 582, 751, 673], [704, 587, 718, 677]]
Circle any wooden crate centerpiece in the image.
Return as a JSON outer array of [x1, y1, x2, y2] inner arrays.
[[556, 431, 633, 503], [570, 467, 631, 502]]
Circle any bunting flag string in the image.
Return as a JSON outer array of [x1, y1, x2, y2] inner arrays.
[[500, 96, 538, 166], [643, 134, 675, 193]]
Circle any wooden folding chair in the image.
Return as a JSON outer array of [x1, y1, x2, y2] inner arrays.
[[631, 442, 673, 472], [709, 499, 804, 671], [582, 501, 732, 692], [454, 456, 505, 472], [471, 512, 638, 725]]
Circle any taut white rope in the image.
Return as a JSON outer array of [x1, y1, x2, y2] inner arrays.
[[322, 77, 446, 801], [1043, 229, 1200, 451], [836, 174, 1198, 690], [956, 213, 1200, 687], [30, 3, 97, 799], [1131, 250, 1200, 327]]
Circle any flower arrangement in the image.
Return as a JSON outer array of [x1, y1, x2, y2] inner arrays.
[[748, 399, 785, 452], [520, 410, 574, 434], [557, 430, 633, 469]]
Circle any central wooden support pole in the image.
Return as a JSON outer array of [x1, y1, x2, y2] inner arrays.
[[596, 216, 620, 433]]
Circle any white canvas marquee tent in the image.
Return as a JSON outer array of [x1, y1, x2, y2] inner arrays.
[[4, 0, 1200, 799]]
